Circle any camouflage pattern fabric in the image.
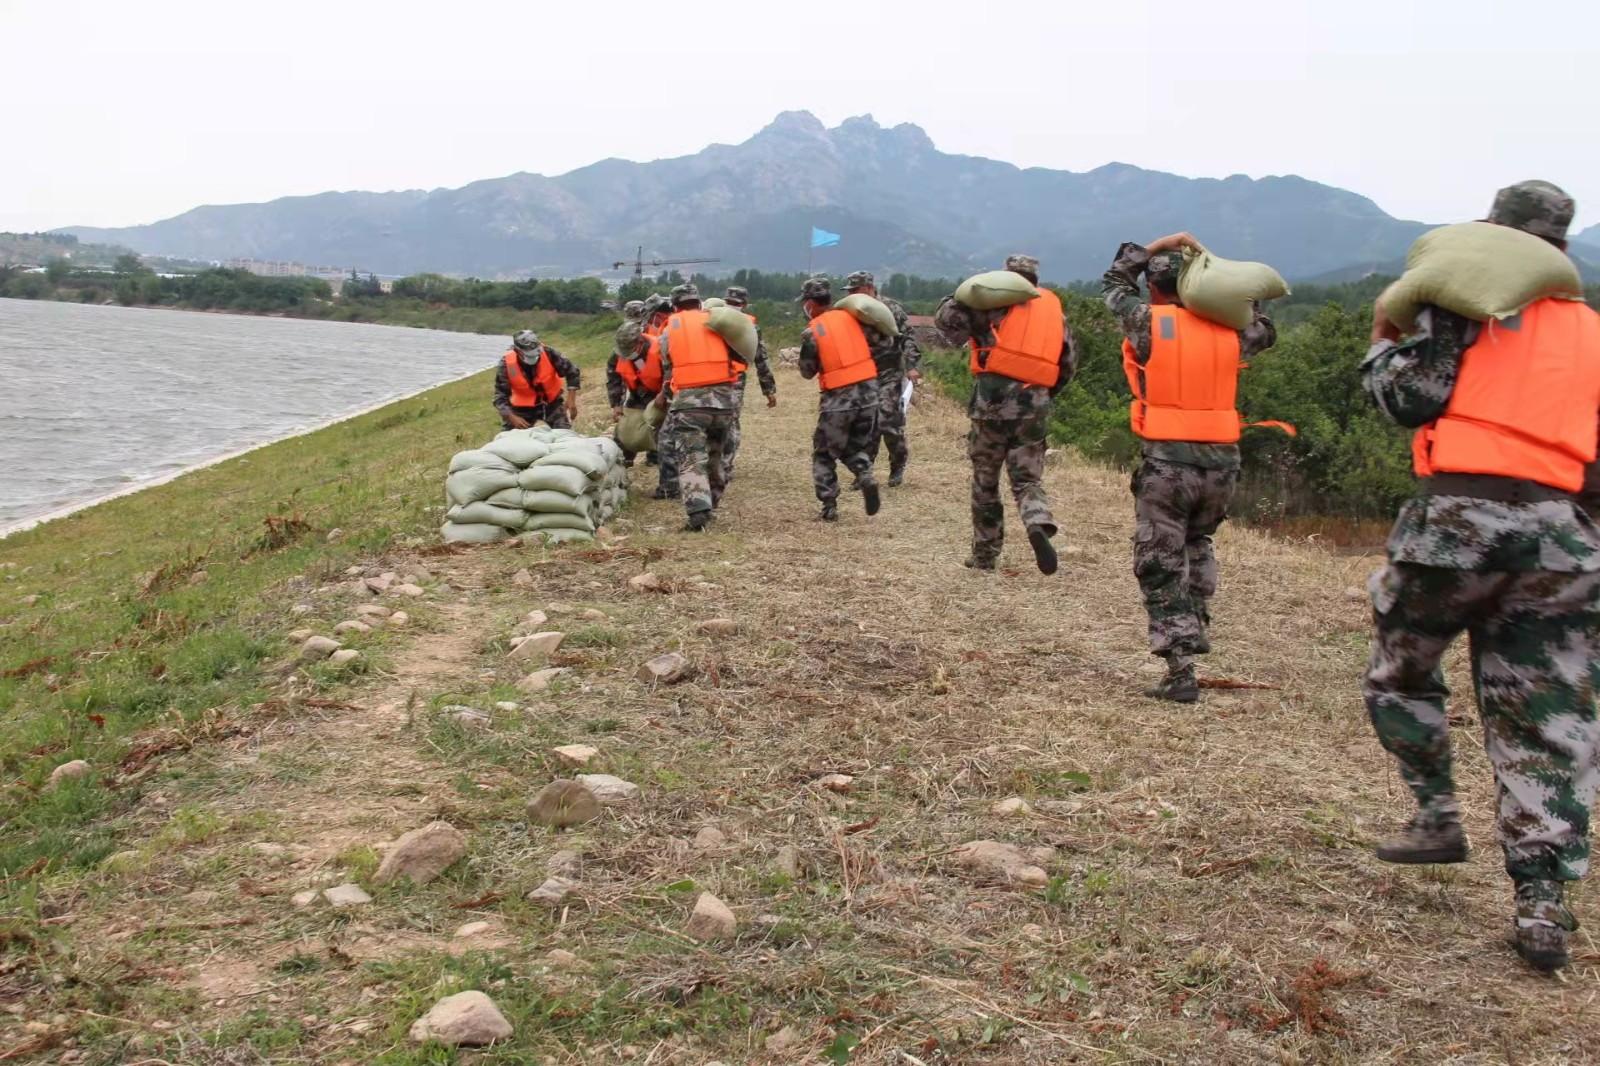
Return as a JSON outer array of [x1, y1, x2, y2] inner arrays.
[[1487, 179, 1575, 243], [968, 410, 1056, 563], [1131, 458, 1237, 657], [492, 345, 581, 427], [872, 367, 909, 473], [932, 296, 1077, 421], [1364, 562, 1600, 881], [498, 401, 570, 432], [720, 383, 745, 485], [663, 407, 734, 518], [813, 404, 878, 503], [655, 409, 681, 494]]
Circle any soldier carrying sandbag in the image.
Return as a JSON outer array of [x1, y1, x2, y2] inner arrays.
[[607, 301, 662, 466], [844, 271, 921, 488], [1101, 235, 1280, 703], [1361, 180, 1600, 975], [650, 285, 708, 501], [493, 329, 582, 431], [797, 277, 884, 522], [935, 255, 1076, 574], [718, 285, 778, 486]]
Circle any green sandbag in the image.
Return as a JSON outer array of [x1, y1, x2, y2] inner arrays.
[[518, 528, 594, 546], [645, 402, 666, 430], [486, 487, 525, 508], [484, 431, 552, 467], [617, 408, 657, 453], [446, 467, 520, 507], [707, 306, 760, 361], [448, 449, 519, 474], [522, 489, 593, 517], [955, 270, 1039, 310], [526, 511, 596, 532], [452, 501, 528, 530], [533, 449, 609, 481], [518, 464, 592, 496], [441, 522, 510, 544], [592, 438, 623, 465], [1380, 221, 1584, 332], [1176, 248, 1290, 330], [702, 297, 727, 310], [837, 293, 898, 337]]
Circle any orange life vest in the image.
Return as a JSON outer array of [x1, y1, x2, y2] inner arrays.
[[615, 334, 664, 394], [969, 288, 1065, 388], [810, 309, 878, 391], [1412, 298, 1600, 492], [503, 350, 564, 407], [1121, 306, 1247, 443], [643, 310, 671, 338], [665, 309, 745, 390]]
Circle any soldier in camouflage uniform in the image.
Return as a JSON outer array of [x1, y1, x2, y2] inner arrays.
[[651, 285, 702, 500], [1361, 180, 1600, 974], [1102, 236, 1277, 702], [606, 301, 656, 465], [492, 329, 582, 430], [654, 284, 745, 532], [935, 255, 1076, 572], [720, 285, 778, 485], [844, 271, 922, 487], [798, 277, 883, 520]]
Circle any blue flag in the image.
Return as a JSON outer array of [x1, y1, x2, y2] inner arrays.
[[810, 226, 841, 249]]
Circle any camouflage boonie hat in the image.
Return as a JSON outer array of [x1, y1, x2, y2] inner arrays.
[[1146, 252, 1183, 290], [642, 293, 668, 314], [670, 283, 700, 306], [844, 270, 875, 291], [724, 286, 750, 305], [1004, 254, 1040, 277], [615, 320, 644, 352], [798, 276, 832, 302], [1488, 180, 1575, 243], [512, 329, 540, 351], [622, 300, 645, 319]]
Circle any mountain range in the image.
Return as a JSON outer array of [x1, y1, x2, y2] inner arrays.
[[60, 112, 1600, 284]]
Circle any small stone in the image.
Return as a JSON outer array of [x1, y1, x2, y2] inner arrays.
[[545, 601, 574, 615], [322, 883, 372, 908], [187, 570, 208, 585], [510, 631, 565, 661], [49, 760, 90, 788], [325, 528, 344, 542], [766, 1025, 803, 1053], [518, 667, 569, 694], [291, 889, 319, 908], [364, 574, 393, 594], [356, 604, 392, 620], [627, 572, 663, 594], [329, 649, 361, 667], [697, 618, 738, 637], [775, 845, 802, 879], [391, 583, 425, 598], [20, 594, 40, 606], [1027, 844, 1058, 865], [290, 604, 314, 617], [951, 840, 1048, 887], [374, 821, 468, 886], [693, 826, 726, 851], [636, 652, 692, 685], [251, 842, 291, 858], [446, 705, 491, 729], [524, 610, 549, 627], [1344, 586, 1367, 603], [511, 569, 535, 588], [334, 620, 372, 636], [300, 635, 341, 661], [548, 849, 582, 879], [527, 780, 602, 827], [345, 565, 364, 577], [389, 611, 410, 627], [527, 876, 578, 907], [815, 773, 853, 794], [454, 921, 492, 939], [579, 608, 609, 621], [551, 744, 598, 768], [544, 948, 582, 970], [992, 797, 1032, 816], [494, 701, 520, 713], [287, 628, 314, 643], [408, 990, 512, 1047], [684, 891, 736, 941], [576, 773, 640, 806]]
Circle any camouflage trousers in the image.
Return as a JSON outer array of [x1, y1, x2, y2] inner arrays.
[[719, 385, 745, 486], [503, 402, 570, 431], [1363, 562, 1600, 882], [813, 405, 878, 502], [1132, 459, 1237, 659], [663, 408, 734, 517], [871, 369, 909, 474], [656, 410, 682, 494], [968, 412, 1055, 564]]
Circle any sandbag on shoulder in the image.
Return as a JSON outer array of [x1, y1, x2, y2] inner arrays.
[[519, 528, 594, 546], [525, 511, 596, 532], [955, 270, 1039, 310], [1177, 249, 1290, 330], [484, 431, 552, 467], [448, 449, 519, 474], [517, 464, 592, 496], [1380, 221, 1584, 332], [837, 293, 899, 337], [522, 489, 594, 517], [452, 501, 528, 531], [441, 522, 510, 544], [616, 408, 657, 454], [533, 449, 610, 482], [707, 306, 760, 361], [446, 467, 520, 507]]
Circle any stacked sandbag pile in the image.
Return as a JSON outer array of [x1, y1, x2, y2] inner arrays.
[[442, 428, 627, 546]]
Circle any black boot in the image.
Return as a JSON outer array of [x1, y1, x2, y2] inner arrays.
[[684, 510, 712, 533], [862, 482, 881, 516], [1144, 661, 1199, 703], [888, 466, 905, 488], [963, 555, 996, 572], [1027, 526, 1058, 575], [817, 502, 839, 522]]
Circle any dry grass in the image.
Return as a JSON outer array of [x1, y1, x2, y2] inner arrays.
[[4, 370, 1599, 1064]]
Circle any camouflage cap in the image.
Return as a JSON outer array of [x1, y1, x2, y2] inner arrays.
[[844, 270, 875, 291], [1488, 180, 1575, 243], [1145, 252, 1183, 290], [622, 299, 646, 319], [615, 320, 644, 352], [642, 293, 668, 314], [798, 276, 832, 302], [512, 329, 540, 351], [670, 282, 701, 306], [723, 285, 750, 305], [1004, 254, 1040, 277]]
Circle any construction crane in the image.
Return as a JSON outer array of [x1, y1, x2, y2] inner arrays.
[[611, 246, 721, 282]]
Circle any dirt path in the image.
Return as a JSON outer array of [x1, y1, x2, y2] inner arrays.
[[13, 369, 1600, 1064]]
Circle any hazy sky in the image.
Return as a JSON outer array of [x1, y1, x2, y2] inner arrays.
[[7, 0, 1598, 232]]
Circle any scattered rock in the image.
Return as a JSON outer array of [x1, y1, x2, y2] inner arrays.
[[300, 635, 341, 661], [527, 876, 579, 907], [391, 583, 425, 598], [287, 628, 314, 643], [511, 569, 535, 588], [322, 883, 372, 908], [364, 574, 394, 594], [1344, 585, 1367, 604], [290, 604, 314, 617], [992, 797, 1032, 816], [187, 570, 208, 585], [356, 603, 392, 619], [814, 773, 854, 793], [346, 565, 365, 577], [374, 821, 468, 887], [693, 826, 727, 851], [576, 773, 640, 806], [685, 891, 737, 941], [291, 889, 319, 908], [524, 609, 549, 627], [454, 921, 492, 939], [49, 760, 90, 788], [627, 572, 663, 594], [551, 744, 599, 767], [518, 667, 569, 694], [545, 601, 574, 615], [544, 948, 582, 970], [325, 528, 344, 542], [494, 701, 520, 713], [328, 649, 361, 667], [696, 618, 738, 637], [548, 849, 582, 879], [636, 652, 692, 685], [1027, 844, 1059, 865], [766, 1025, 804, 1053], [445, 705, 491, 729], [951, 840, 1049, 887], [334, 620, 372, 636], [527, 780, 602, 827], [775, 845, 803, 879], [510, 631, 565, 661], [579, 608, 609, 621], [251, 842, 292, 858], [408, 990, 512, 1047], [389, 611, 410, 627], [20, 594, 39, 607]]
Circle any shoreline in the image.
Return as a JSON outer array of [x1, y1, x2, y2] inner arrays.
[[0, 365, 488, 540]]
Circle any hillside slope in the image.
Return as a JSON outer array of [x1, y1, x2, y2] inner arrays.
[[1, 354, 1593, 1062]]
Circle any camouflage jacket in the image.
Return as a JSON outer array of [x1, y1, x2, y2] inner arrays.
[[933, 296, 1077, 422], [605, 353, 654, 409], [870, 295, 922, 375], [658, 332, 742, 412], [1363, 306, 1600, 572], [492, 346, 581, 420], [739, 325, 778, 398], [798, 320, 883, 414], [1102, 242, 1276, 471]]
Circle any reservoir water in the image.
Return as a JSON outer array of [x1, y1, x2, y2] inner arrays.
[[0, 298, 502, 533]]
